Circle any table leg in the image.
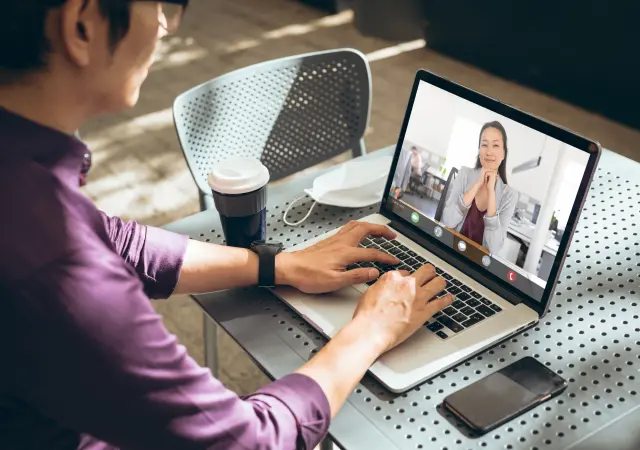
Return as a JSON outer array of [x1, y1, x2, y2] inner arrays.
[[319, 438, 333, 450], [203, 314, 219, 377]]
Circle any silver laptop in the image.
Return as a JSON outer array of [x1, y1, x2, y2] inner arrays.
[[273, 70, 601, 393]]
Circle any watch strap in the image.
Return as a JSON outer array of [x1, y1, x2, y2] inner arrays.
[[254, 244, 282, 288]]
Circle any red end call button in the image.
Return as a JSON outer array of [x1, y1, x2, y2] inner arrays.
[[507, 270, 517, 283]]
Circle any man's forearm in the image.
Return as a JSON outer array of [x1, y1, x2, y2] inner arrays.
[[295, 317, 387, 418], [174, 240, 294, 294]]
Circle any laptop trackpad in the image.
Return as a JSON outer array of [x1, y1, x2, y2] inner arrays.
[[292, 286, 361, 337]]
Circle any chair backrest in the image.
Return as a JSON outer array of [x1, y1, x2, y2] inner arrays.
[[434, 167, 458, 222], [173, 48, 372, 197]]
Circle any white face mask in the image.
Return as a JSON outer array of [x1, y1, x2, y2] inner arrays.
[[283, 155, 393, 226]]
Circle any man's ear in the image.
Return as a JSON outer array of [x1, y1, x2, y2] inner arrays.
[[58, 0, 98, 67]]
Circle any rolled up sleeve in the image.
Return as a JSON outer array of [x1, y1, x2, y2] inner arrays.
[[100, 211, 189, 299], [7, 243, 330, 450], [247, 374, 331, 449]]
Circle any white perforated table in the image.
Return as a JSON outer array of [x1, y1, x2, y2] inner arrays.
[[164, 147, 640, 450]]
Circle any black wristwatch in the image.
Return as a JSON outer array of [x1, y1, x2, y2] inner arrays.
[[250, 241, 284, 288]]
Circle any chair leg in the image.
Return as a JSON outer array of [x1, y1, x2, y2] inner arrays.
[[352, 138, 367, 158], [203, 314, 219, 377], [199, 191, 215, 212]]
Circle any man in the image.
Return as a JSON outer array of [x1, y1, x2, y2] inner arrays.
[[0, 1, 452, 449], [391, 145, 414, 199]]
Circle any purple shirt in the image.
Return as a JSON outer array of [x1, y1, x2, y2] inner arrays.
[[0, 108, 330, 450]]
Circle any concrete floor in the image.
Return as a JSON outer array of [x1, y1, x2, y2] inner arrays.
[[80, 0, 640, 397]]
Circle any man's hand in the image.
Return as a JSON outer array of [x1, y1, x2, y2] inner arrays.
[[352, 264, 454, 352], [295, 263, 453, 420], [275, 221, 400, 294]]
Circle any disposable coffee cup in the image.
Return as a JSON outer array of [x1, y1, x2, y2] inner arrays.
[[208, 157, 270, 249]]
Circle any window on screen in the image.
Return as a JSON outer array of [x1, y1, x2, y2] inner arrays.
[[445, 117, 481, 175]]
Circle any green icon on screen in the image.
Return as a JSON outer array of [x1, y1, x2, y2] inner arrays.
[[411, 212, 420, 224]]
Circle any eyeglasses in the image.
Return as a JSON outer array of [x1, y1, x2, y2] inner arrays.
[[136, 0, 189, 35]]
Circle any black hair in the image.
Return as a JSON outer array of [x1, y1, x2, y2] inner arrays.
[[475, 120, 509, 184], [0, 0, 131, 84]]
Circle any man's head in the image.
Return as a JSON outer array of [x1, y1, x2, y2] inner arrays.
[[1, 0, 187, 117]]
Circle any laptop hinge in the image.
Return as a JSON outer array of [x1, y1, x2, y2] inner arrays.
[[388, 219, 525, 307]]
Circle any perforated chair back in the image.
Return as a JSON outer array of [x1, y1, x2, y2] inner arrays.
[[173, 49, 371, 209]]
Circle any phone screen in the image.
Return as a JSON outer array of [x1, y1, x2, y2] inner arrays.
[[444, 357, 567, 432]]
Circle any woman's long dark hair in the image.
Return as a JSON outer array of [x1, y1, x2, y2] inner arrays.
[[475, 121, 508, 184]]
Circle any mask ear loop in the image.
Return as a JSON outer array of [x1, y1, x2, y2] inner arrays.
[[283, 196, 318, 227]]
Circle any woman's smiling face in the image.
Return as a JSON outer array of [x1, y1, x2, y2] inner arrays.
[[479, 127, 505, 171]]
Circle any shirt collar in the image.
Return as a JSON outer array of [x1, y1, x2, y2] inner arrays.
[[0, 106, 91, 187]]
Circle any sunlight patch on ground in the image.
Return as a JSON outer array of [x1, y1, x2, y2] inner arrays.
[[223, 10, 353, 54], [150, 36, 207, 71], [366, 39, 426, 62], [86, 108, 174, 160], [152, 47, 209, 71]]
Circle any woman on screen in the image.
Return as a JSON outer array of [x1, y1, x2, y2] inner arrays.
[[441, 121, 518, 254]]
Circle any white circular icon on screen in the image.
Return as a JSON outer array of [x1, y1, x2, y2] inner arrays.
[[482, 255, 491, 267], [434, 226, 443, 238], [457, 240, 467, 252]]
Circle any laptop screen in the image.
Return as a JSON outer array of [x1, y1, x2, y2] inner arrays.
[[385, 77, 595, 303]]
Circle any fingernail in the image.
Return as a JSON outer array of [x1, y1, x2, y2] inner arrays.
[[368, 269, 378, 280]]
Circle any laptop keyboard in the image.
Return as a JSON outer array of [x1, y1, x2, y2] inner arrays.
[[347, 236, 503, 340]]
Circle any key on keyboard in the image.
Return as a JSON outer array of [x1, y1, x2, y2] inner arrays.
[[438, 315, 464, 333], [380, 242, 395, 250], [451, 300, 465, 309], [443, 306, 457, 316], [461, 316, 480, 327], [476, 305, 495, 317], [460, 306, 474, 316], [447, 286, 461, 295], [467, 299, 481, 308], [404, 257, 419, 266], [426, 321, 444, 332], [470, 313, 485, 322], [436, 330, 448, 339], [452, 313, 467, 323]]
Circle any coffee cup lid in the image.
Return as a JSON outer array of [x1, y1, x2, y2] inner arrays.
[[208, 156, 270, 195]]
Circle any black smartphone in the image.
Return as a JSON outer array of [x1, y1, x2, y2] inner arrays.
[[443, 357, 567, 434]]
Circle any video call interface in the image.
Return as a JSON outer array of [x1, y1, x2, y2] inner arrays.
[[387, 81, 590, 301]]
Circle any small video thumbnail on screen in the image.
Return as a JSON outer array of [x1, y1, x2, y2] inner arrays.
[[390, 82, 589, 283]]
